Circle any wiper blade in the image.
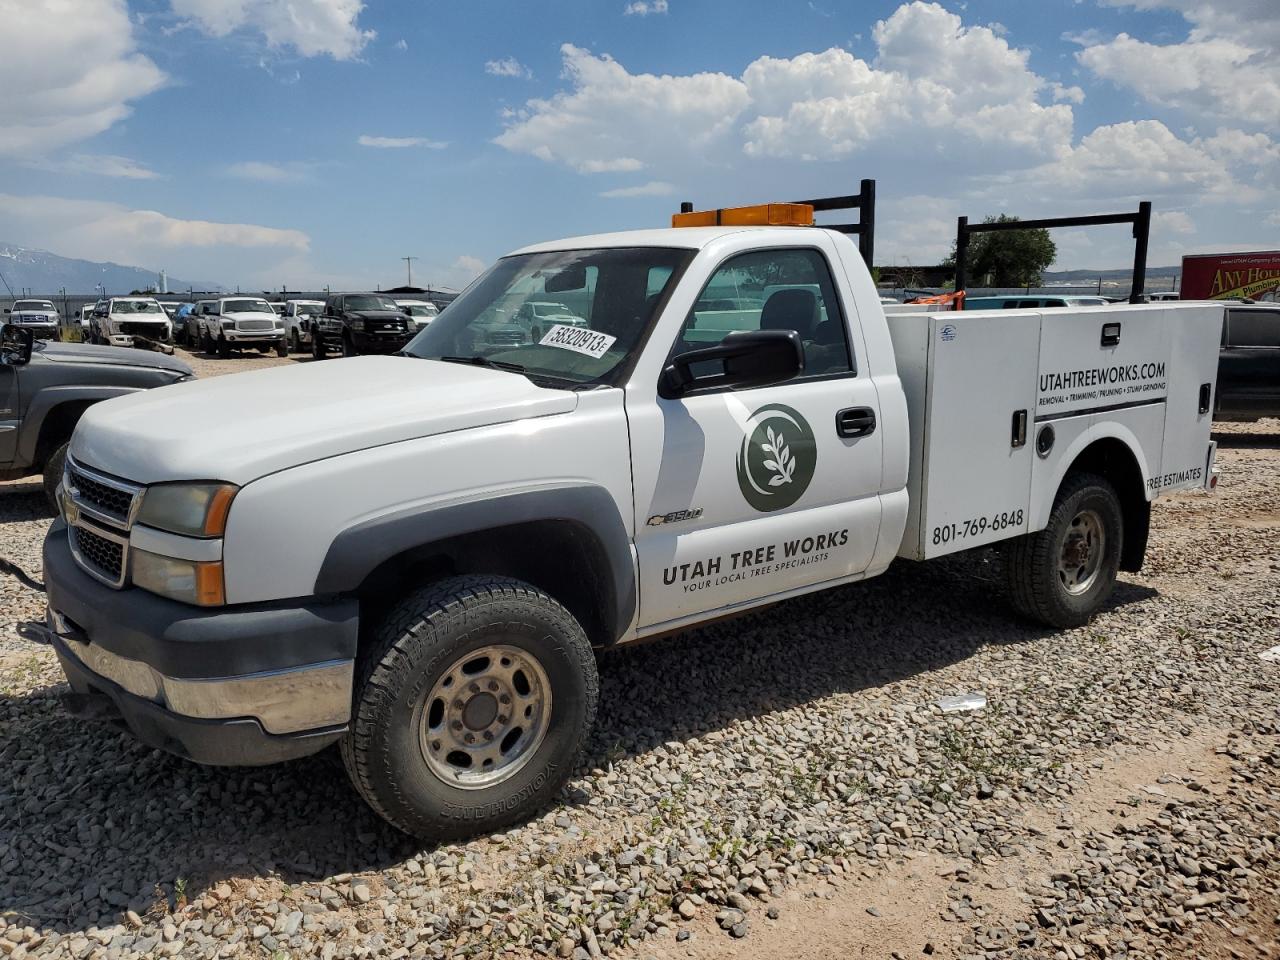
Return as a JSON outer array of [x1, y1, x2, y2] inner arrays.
[[437, 355, 527, 373], [435, 354, 580, 389]]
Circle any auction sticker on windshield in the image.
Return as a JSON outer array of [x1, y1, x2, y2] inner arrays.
[[539, 324, 617, 359]]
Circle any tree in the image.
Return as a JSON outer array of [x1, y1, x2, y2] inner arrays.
[[945, 214, 1057, 288]]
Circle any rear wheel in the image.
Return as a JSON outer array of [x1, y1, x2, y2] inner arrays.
[[1005, 472, 1123, 628], [341, 575, 598, 840]]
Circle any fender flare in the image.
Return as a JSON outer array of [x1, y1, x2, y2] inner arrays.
[[313, 484, 637, 642], [17, 385, 139, 469]]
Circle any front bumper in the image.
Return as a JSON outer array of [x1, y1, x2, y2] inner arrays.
[[225, 330, 284, 343], [42, 523, 358, 765], [351, 329, 413, 353]]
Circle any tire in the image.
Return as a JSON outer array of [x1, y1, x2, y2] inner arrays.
[[217, 337, 230, 359], [291, 330, 302, 353], [341, 575, 598, 840], [1005, 472, 1123, 628], [42, 441, 69, 513], [312, 331, 326, 360], [175, 326, 186, 347], [341, 334, 357, 358], [275, 339, 288, 358], [201, 330, 212, 353]]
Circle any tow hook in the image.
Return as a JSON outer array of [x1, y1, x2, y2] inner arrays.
[[0, 557, 45, 593]]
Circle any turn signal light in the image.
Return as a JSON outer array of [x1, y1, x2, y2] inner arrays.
[[672, 202, 814, 228]]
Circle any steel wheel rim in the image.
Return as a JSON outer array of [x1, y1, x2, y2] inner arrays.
[[1058, 508, 1106, 595], [418, 644, 552, 791]]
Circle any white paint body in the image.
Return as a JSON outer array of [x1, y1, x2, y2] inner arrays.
[[70, 226, 1222, 636]]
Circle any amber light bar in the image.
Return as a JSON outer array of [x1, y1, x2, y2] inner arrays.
[[672, 202, 815, 228]]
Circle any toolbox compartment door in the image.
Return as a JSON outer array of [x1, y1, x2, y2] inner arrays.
[[892, 310, 1041, 559]]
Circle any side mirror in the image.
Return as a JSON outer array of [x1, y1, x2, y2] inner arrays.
[[1, 324, 34, 365], [2, 308, 9, 314], [661, 329, 804, 398]]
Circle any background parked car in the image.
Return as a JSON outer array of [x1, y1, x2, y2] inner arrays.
[[201, 297, 288, 358], [282, 299, 325, 352], [394, 299, 439, 334], [4, 300, 60, 341], [964, 295, 1111, 309], [313, 293, 412, 358], [1216, 303, 1279, 421], [88, 297, 171, 347]]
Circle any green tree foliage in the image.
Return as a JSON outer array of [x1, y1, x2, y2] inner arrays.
[[945, 214, 1057, 287]]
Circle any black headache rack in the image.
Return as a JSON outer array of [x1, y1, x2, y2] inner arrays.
[[678, 178, 877, 267], [953, 201, 1152, 307]]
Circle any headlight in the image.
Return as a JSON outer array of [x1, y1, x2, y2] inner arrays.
[[350, 319, 366, 332], [221, 319, 236, 328], [132, 549, 224, 606], [137, 482, 237, 538]]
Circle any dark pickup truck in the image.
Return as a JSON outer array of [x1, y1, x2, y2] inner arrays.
[[0, 324, 192, 507], [312, 293, 414, 359], [1217, 303, 1280, 421]]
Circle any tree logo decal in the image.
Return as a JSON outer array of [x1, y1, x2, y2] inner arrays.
[[736, 404, 817, 512]]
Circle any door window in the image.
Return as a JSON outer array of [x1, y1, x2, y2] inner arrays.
[[672, 248, 853, 380], [1227, 309, 1280, 347]]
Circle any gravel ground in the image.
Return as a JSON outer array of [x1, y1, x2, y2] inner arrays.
[[0, 394, 1276, 960]]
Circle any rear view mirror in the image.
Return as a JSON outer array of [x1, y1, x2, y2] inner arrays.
[[661, 329, 804, 397], [1, 324, 34, 366], [545, 264, 586, 293]]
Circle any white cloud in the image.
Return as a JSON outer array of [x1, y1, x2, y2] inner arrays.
[[485, 57, 532, 79], [599, 180, 677, 198], [225, 160, 311, 182], [1076, 33, 1279, 128], [0, 0, 165, 157], [623, 0, 668, 14], [1154, 210, 1195, 235], [1051, 83, 1085, 104], [30, 153, 160, 179], [496, 4, 1074, 177], [494, 44, 750, 174], [394, 38, 408, 51], [1073, 1, 1280, 128], [0, 192, 309, 284], [452, 255, 487, 276], [170, 0, 374, 60], [357, 135, 448, 149]]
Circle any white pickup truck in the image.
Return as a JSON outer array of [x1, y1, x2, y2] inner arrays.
[[41, 205, 1222, 840]]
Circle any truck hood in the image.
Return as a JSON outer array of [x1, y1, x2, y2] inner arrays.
[[36, 341, 191, 375], [71, 356, 579, 485]]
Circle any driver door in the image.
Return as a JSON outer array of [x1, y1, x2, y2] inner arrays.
[[0, 352, 18, 464], [628, 238, 886, 631]]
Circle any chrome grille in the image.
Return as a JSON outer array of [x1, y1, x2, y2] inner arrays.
[[117, 321, 168, 339], [63, 457, 142, 588], [71, 524, 125, 586], [237, 319, 273, 332], [487, 329, 525, 346]]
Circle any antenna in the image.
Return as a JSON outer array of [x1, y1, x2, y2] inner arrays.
[[401, 256, 418, 287]]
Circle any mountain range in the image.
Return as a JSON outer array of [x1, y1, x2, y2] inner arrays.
[[0, 243, 220, 296]]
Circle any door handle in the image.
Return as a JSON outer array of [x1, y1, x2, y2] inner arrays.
[[836, 406, 876, 438]]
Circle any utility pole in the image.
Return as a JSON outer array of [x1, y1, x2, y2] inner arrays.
[[401, 256, 418, 287]]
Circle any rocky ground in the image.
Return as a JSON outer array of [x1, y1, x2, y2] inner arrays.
[[0, 380, 1276, 959]]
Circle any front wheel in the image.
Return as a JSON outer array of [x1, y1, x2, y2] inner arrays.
[[291, 330, 302, 353], [1005, 472, 1123, 628], [341, 334, 357, 358], [275, 339, 288, 357], [341, 576, 599, 840], [217, 337, 230, 359], [312, 332, 326, 360]]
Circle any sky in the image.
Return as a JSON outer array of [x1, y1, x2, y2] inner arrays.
[[0, 0, 1277, 291]]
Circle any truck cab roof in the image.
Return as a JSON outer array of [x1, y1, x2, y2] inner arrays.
[[513, 226, 810, 255]]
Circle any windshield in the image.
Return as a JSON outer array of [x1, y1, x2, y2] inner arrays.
[[223, 299, 273, 314], [345, 295, 399, 311], [294, 302, 323, 314], [113, 299, 163, 314], [404, 247, 693, 385], [404, 304, 437, 316], [14, 301, 54, 311]]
